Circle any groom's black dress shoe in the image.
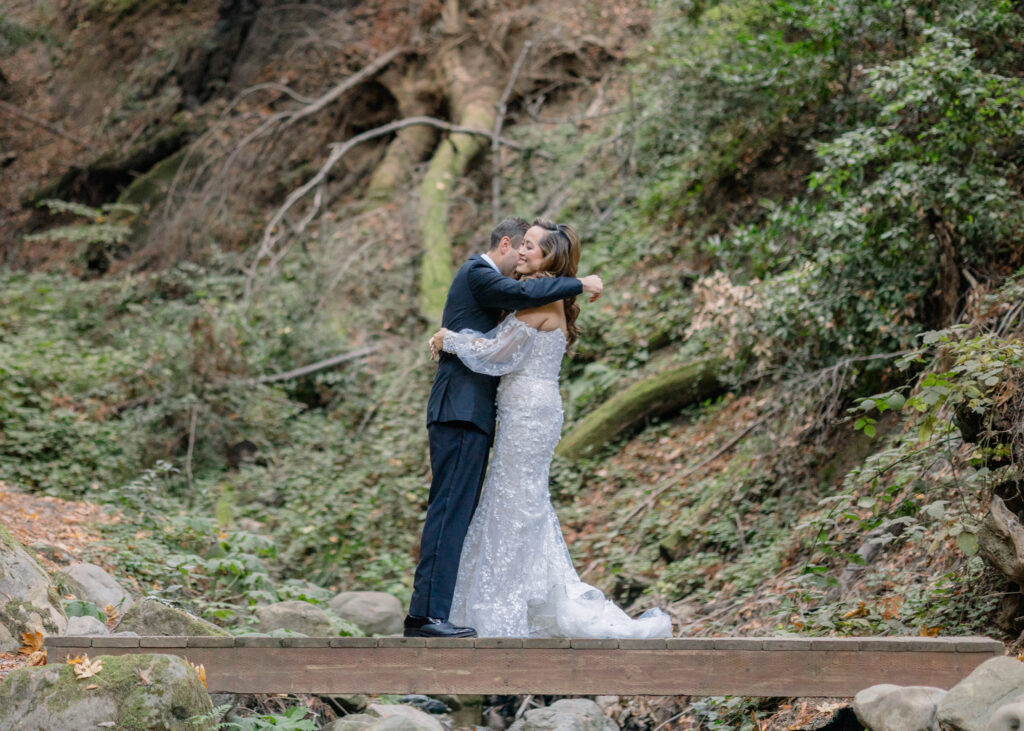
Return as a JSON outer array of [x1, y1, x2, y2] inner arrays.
[[403, 615, 477, 638]]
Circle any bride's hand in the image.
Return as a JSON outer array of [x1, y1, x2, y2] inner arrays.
[[428, 328, 448, 359]]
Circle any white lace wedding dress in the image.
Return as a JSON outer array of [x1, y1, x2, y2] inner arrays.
[[442, 314, 672, 639]]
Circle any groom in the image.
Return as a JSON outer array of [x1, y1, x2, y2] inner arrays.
[[405, 217, 603, 638]]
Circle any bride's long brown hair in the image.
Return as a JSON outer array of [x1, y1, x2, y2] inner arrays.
[[526, 218, 582, 349]]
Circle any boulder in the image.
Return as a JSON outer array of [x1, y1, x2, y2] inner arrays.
[[0, 523, 67, 651], [255, 601, 332, 636], [325, 704, 444, 731], [65, 615, 110, 636], [266, 627, 309, 637], [327, 694, 369, 712], [398, 694, 451, 714], [368, 703, 445, 731], [29, 542, 74, 565], [989, 701, 1024, 731], [329, 591, 404, 635], [853, 684, 945, 731], [0, 652, 214, 730], [509, 699, 618, 731], [329, 713, 383, 731], [115, 597, 229, 637], [937, 657, 1024, 731], [58, 563, 133, 612]]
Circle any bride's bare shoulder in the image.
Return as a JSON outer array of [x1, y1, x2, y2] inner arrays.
[[516, 300, 565, 330]]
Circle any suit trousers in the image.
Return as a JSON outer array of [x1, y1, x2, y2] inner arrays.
[[409, 421, 492, 620]]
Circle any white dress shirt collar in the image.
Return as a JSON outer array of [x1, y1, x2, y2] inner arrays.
[[480, 253, 501, 273]]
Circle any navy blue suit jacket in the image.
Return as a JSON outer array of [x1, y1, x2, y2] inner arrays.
[[426, 254, 583, 436]]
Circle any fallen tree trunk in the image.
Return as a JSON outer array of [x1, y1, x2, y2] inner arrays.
[[556, 357, 725, 461]]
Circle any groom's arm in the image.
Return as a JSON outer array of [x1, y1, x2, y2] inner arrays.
[[467, 261, 599, 311]]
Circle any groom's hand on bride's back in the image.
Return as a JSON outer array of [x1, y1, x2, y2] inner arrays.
[[579, 275, 603, 302]]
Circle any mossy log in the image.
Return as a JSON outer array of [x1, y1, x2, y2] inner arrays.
[[556, 357, 725, 461]]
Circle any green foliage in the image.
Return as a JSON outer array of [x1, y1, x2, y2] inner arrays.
[[0, 252, 428, 625], [220, 705, 316, 731], [26, 200, 141, 269], [63, 599, 106, 622], [0, 13, 50, 54], [644, 0, 1024, 377], [688, 696, 773, 731], [3, 0, 1021, 660]]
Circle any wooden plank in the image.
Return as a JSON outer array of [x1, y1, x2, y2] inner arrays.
[[90, 637, 140, 648], [140, 637, 189, 648], [68, 642, 1002, 696], [570, 639, 618, 650], [50, 636, 92, 647], [329, 638, 378, 648], [187, 637, 235, 648], [521, 638, 572, 649]]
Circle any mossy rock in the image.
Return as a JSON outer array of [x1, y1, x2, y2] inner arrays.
[[0, 653, 214, 730], [114, 597, 229, 637], [0, 523, 67, 651]]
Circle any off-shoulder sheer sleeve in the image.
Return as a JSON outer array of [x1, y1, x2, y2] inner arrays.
[[442, 315, 537, 376]]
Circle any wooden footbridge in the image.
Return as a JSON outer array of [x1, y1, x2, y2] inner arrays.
[[44, 635, 1003, 697]]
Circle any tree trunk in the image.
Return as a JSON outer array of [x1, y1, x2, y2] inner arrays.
[[416, 4, 502, 323], [365, 67, 439, 201], [556, 358, 724, 461], [978, 494, 1024, 584]]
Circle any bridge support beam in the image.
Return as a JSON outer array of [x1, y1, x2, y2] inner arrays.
[[44, 635, 1004, 697]]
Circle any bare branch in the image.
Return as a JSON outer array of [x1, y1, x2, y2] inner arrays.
[[492, 41, 532, 221], [281, 45, 405, 131], [247, 344, 384, 384], [185, 404, 199, 494], [0, 100, 89, 149], [246, 115, 542, 298], [161, 47, 404, 245]]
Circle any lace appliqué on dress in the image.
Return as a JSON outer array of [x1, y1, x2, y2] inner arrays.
[[444, 315, 672, 639], [443, 315, 538, 376]]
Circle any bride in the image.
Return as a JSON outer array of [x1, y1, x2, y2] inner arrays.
[[428, 219, 671, 639]]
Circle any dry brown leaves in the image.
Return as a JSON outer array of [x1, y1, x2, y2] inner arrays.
[[18, 631, 47, 666], [0, 482, 114, 573], [68, 653, 104, 679], [18, 631, 43, 656]]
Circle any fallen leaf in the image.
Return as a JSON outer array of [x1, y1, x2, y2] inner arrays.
[[842, 601, 867, 619], [84, 683, 99, 690], [19, 631, 43, 656], [104, 604, 119, 624], [919, 625, 942, 637], [881, 596, 901, 620], [28, 650, 47, 666], [67, 654, 86, 665], [74, 656, 103, 679], [97, 723, 116, 728], [137, 668, 151, 686]]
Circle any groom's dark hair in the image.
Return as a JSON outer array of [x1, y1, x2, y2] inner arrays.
[[488, 217, 530, 250]]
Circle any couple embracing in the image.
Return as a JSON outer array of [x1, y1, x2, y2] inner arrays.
[[404, 217, 672, 640]]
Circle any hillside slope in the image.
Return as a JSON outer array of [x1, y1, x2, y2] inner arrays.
[[2, 0, 1024, 727]]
